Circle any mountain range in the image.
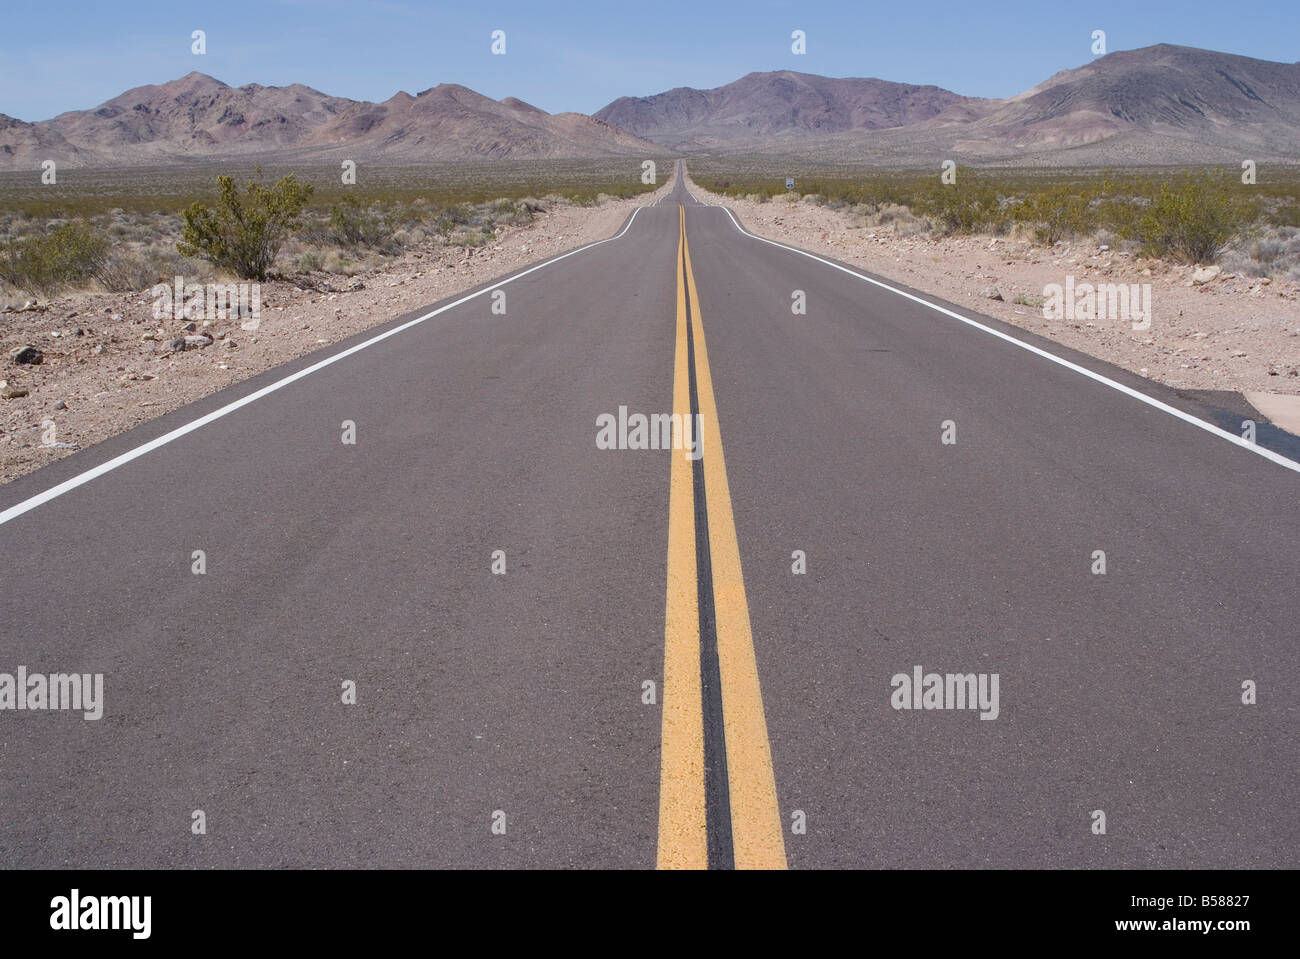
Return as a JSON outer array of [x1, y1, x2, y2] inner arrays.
[[2, 44, 1298, 169], [0, 72, 660, 169], [594, 72, 968, 148], [597, 45, 1300, 163]]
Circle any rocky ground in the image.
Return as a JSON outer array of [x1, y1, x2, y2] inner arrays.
[[0, 183, 670, 483], [686, 177, 1300, 433]]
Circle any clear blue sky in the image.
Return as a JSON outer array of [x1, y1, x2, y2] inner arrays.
[[2, 0, 1297, 121]]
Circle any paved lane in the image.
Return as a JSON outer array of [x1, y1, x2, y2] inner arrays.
[[681, 196, 1300, 867], [1, 195, 685, 868]]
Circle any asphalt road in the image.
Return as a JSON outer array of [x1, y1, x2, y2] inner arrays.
[[1, 162, 1297, 869]]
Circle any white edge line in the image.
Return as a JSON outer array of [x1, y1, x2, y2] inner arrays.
[[716, 205, 1300, 475], [0, 207, 646, 527]]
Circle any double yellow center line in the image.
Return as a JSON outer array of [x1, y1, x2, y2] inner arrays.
[[657, 206, 787, 870]]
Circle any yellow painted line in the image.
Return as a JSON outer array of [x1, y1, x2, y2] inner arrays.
[[681, 215, 788, 870], [657, 205, 707, 869]]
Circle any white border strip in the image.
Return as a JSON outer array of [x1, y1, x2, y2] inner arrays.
[[716, 205, 1300, 475], [0, 208, 646, 527]]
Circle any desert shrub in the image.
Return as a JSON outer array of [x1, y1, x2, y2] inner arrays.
[[0, 221, 111, 293], [891, 213, 931, 237], [297, 250, 324, 272], [1221, 225, 1300, 278], [1010, 186, 1095, 245], [862, 203, 926, 235], [323, 250, 357, 274], [916, 175, 1004, 235], [438, 204, 470, 230], [177, 173, 314, 280], [485, 198, 534, 227], [1134, 172, 1254, 263], [1269, 197, 1300, 228], [430, 202, 501, 243], [873, 203, 910, 224], [143, 243, 206, 279], [452, 229, 494, 248], [325, 196, 394, 250], [97, 250, 158, 291]]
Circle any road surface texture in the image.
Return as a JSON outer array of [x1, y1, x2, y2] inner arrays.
[[2, 163, 1296, 869]]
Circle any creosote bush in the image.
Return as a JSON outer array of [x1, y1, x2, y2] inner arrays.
[[699, 165, 1263, 262], [1134, 172, 1254, 263], [177, 173, 314, 280], [325, 196, 393, 250], [916, 175, 1005, 236], [0, 221, 110, 294], [1011, 186, 1094, 245]]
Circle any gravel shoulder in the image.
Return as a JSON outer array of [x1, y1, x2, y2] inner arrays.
[[0, 181, 672, 483], [686, 175, 1300, 435]]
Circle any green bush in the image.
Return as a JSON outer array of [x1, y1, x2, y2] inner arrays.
[[326, 196, 394, 249], [177, 173, 313, 280], [916, 176, 1004, 235], [451, 229, 495, 248], [1011, 186, 1095, 244], [97, 250, 162, 292], [486, 198, 535, 228], [432, 204, 472, 243], [0, 221, 111, 294], [1135, 172, 1254, 263]]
